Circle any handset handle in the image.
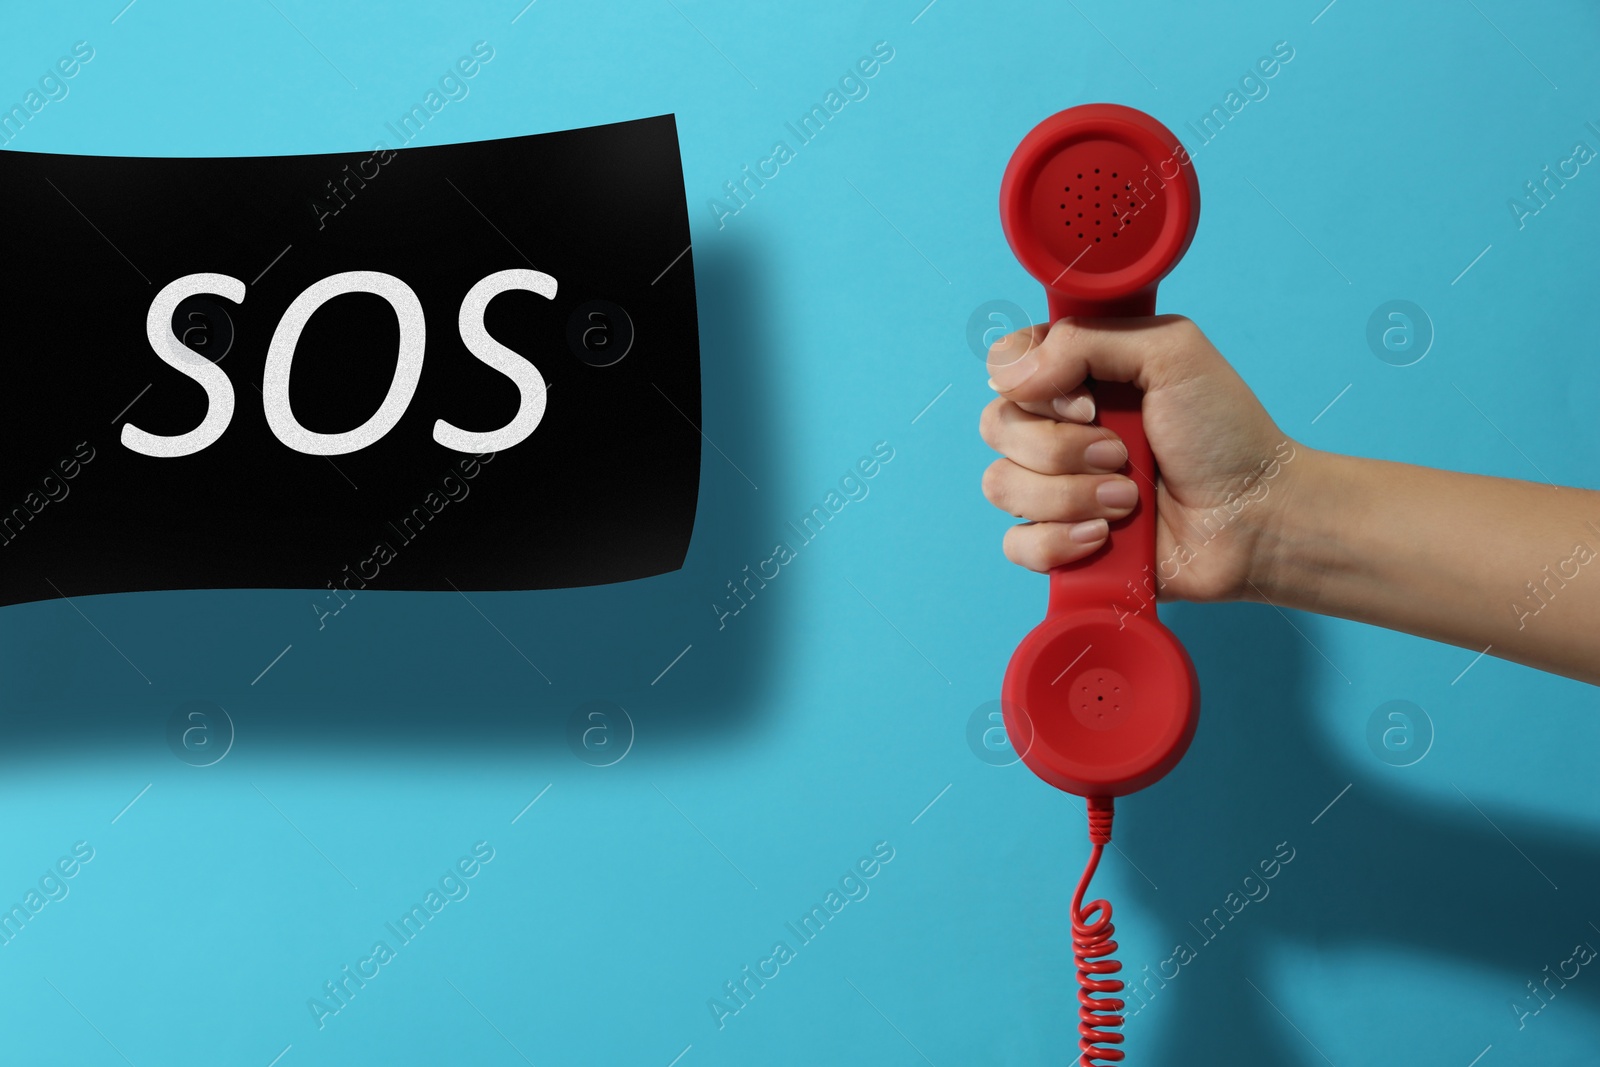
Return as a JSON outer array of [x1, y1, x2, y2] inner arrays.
[[1045, 289, 1158, 623]]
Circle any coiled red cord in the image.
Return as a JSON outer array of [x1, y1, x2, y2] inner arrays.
[[1071, 797, 1123, 1065]]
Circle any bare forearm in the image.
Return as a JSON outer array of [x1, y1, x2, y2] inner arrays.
[[1252, 448, 1600, 685]]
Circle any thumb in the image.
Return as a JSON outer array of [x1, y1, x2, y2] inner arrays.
[[986, 315, 1196, 407]]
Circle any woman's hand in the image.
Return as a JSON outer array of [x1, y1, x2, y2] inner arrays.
[[980, 315, 1304, 603]]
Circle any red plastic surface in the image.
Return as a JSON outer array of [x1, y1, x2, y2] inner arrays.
[[998, 104, 1201, 800]]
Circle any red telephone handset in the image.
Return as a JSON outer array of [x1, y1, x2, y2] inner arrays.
[[996, 104, 1202, 1065]]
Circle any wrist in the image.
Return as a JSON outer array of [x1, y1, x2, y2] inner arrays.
[[1242, 441, 1353, 611]]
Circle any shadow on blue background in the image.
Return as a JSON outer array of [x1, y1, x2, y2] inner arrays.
[[1143, 601, 1600, 1058]]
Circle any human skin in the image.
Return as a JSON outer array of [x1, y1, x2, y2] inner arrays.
[[980, 316, 1600, 686]]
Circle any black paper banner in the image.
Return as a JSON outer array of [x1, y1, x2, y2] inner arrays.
[[0, 115, 699, 608]]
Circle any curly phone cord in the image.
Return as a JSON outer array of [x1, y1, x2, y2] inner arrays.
[[1072, 797, 1123, 1065]]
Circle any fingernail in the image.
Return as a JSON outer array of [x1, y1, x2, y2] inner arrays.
[[989, 349, 1039, 391], [1053, 395, 1095, 421], [1095, 479, 1138, 509], [987, 378, 1000, 392], [1069, 518, 1109, 544], [1084, 439, 1127, 472]]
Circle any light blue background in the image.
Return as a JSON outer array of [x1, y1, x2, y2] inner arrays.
[[3, 1, 1600, 1064]]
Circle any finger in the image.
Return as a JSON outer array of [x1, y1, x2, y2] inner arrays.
[[1003, 520, 1110, 572], [987, 314, 1199, 406], [986, 324, 1112, 423], [979, 398, 1127, 475], [1050, 386, 1096, 424], [987, 325, 1083, 421], [984, 323, 1050, 376], [982, 458, 1139, 523], [990, 381, 1098, 423]]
